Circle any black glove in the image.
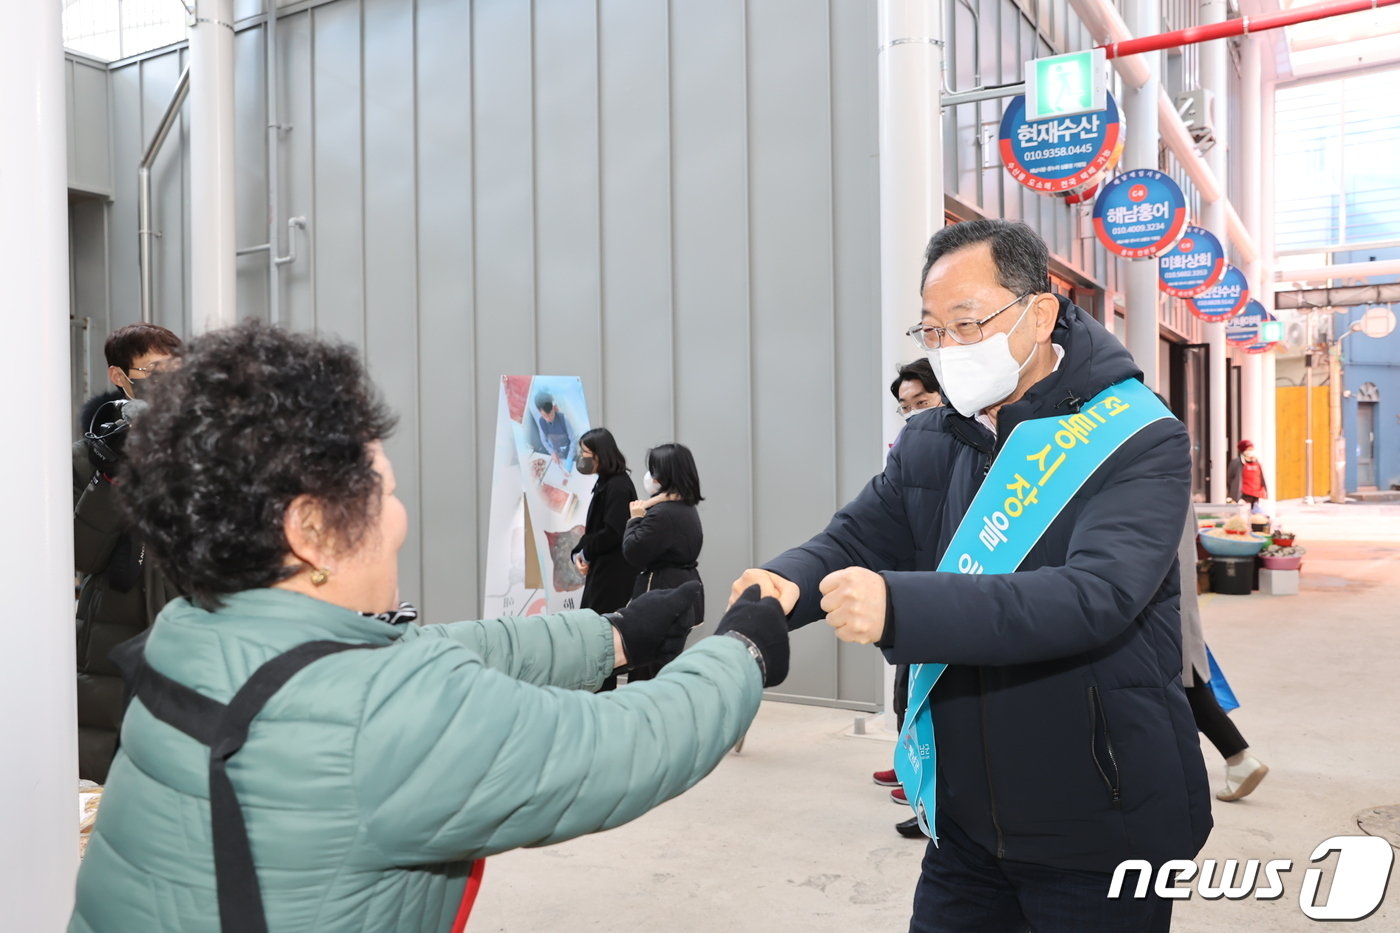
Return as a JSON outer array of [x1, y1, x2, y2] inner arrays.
[[715, 585, 790, 687], [607, 581, 703, 670]]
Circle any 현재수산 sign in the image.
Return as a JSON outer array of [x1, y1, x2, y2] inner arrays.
[[999, 92, 1123, 195]]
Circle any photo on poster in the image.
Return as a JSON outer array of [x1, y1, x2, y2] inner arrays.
[[483, 375, 597, 617]]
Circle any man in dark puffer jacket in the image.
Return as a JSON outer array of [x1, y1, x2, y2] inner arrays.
[[73, 323, 182, 782], [732, 220, 1211, 932]]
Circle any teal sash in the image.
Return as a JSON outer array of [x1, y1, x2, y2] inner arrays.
[[894, 377, 1175, 840]]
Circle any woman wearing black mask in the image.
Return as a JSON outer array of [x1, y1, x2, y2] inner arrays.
[[571, 429, 640, 689]]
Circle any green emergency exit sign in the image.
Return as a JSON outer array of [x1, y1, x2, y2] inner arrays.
[[1025, 49, 1107, 121]]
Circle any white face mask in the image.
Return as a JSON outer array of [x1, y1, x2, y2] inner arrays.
[[642, 472, 662, 497], [926, 297, 1037, 419]]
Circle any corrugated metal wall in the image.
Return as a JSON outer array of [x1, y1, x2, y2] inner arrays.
[[90, 0, 885, 709]]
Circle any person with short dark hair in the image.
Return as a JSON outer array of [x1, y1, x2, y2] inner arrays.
[[622, 443, 706, 681], [70, 320, 792, 933], [73, 322, 183, 782], [889, 358, 942, 419], [533, 391, 577, 466]]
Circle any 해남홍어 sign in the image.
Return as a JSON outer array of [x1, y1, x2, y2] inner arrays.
[[1092, 169, 1188, 259]]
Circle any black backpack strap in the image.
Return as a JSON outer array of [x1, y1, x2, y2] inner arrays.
[[115, 633, 377, 933], [210, 640, 374, 933], [111, 629, 224, 743]]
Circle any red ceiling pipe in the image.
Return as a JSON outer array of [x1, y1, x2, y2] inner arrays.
[[1098, 0, 1400, 59]]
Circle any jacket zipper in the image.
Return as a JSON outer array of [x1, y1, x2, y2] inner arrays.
[[978, 667, 1006, 857], [1089, 686, 1122, 805], [645, 571, 655, 593]]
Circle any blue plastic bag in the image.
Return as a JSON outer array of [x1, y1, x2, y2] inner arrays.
[[1206, 645, 1240, 713]]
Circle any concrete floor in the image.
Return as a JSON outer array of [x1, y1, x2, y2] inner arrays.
[[474, 501, 1400, 931]]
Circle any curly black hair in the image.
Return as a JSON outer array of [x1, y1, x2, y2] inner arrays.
[[121, 320, 397, 610]]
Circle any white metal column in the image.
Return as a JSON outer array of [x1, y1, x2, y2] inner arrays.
[[1200, 0, 1229, 501], [877, 0, 943, 729], [189, 0, 238, 333], [0, 0, 79, 926], [1239, 37, 1264, 451], [1257, 45, 1279, 498], [1122, 0, 1161, 391]]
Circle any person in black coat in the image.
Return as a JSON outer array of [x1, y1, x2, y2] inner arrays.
[[731, 221, 1210, 933], [73, 322, 183, 782], [570, 428, 639, 669], [622, 443, 705, 682]]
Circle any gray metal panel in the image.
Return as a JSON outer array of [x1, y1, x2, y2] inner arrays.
[[277, 10, 315, 331], [140, 54, 186, 333], [69, 60, 113, 196], [362, 0, 423, 605], [235, 23, 270, 323], [669, 0, 752, 634], [107, 63, 142, 331], [414, 0, 479, 621], [533, 0, 603, 398], [178, 48, 193, 337], [470, 0, 537, 563], [66, 60, 77, 188], [310, 0, 365, 346], [829, 0, 885, 706], [69, 197, 112, 417], [598, 0, 674, 457], [746, 0, 840, 703]]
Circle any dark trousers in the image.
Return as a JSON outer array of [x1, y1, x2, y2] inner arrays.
[[1184, 668, 1247, 760], [909, 815, 1173, 933]]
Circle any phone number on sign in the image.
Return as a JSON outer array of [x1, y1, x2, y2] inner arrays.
[[1024, 144, 1096, 161]]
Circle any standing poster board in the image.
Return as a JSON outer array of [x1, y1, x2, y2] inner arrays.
[[482, 375, 596, 618]]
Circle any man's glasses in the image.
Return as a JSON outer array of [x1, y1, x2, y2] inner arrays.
[[127, 361, 174, 377], [905, 293, 1033, 350]]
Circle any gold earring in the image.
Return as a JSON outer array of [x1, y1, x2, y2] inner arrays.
[[309, 567, 331, 586]]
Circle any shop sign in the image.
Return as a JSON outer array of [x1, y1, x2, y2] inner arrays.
[[1226, 300, 1271, 344], [1190, 264, 1249, 322], [999, 92, 1123, 194], [1092, 169, 1188, 259], [1158, 225, 1226, 298]]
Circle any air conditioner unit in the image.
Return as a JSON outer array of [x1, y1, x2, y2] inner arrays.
[[1285, 321, 1308, 350], [1174, 89, 1216, 151]]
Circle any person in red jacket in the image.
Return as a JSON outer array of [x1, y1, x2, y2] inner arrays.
[[1227, 439, 1269, 510]]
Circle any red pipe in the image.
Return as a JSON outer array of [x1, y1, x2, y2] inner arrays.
[[1098, 0, 1399, 59]]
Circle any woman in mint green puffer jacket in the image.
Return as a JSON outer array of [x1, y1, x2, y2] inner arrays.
[[69, 321, 789, 933]]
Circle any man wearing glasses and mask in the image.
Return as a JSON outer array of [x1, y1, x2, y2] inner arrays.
[[730, 220, 1210, 932], [74, 323, 183, 782], [890, 358, 942, 423]]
